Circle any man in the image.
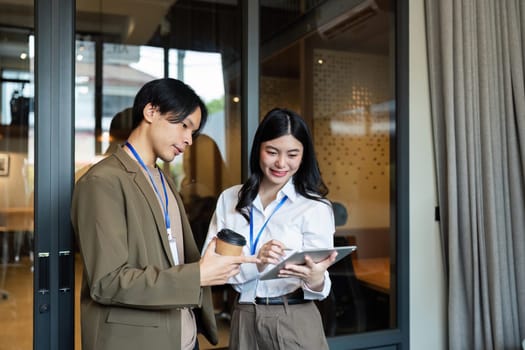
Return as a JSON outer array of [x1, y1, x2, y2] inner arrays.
[[71, 78, 257, 350]]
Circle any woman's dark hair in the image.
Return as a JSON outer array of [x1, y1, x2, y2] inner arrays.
[[131, 78, 208, 137], [236, 107, 329, 221]]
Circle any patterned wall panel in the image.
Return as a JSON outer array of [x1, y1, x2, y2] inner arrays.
[[313, 49, 392, 229], [260, 76, 300, 119]]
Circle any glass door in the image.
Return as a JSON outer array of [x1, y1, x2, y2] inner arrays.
[[259, 0, 397, 337], [74, 1, 243, 348], [0, 1, 407, 349], [0, 1, 76, 349], [0, 11, 35, 350]]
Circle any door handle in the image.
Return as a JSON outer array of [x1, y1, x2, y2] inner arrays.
[[59, 250, 71, 292], [37, 252, 49, 295]]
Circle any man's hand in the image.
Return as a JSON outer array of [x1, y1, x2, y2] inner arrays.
[[200, 238, 259, 286]]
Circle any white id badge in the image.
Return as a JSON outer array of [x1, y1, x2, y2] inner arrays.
[[167, 228, 175, 242], [169, 239, 179, 264]]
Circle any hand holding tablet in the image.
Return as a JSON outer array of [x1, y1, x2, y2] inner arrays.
[[259, 245, 357, 280]]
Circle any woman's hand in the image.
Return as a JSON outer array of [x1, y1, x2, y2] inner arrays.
[[256, 239, 287, 272], [277, 251, 338, 291]]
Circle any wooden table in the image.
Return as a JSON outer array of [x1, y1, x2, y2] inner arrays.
[[352, 257, 390, 294], [0, 207, 34, 232]]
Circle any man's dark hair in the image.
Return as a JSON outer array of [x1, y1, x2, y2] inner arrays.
[[131, 78, 208, 137]]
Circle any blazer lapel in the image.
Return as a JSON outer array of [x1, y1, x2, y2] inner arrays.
[[114, 147, 176, 266]]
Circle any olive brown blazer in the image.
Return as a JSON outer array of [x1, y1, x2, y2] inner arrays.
[[71, 146, 217, 350]]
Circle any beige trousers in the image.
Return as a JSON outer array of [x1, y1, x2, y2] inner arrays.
[[229, 300, 329, 350]]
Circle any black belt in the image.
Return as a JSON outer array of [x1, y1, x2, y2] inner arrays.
[[253, 289, 308, 305]]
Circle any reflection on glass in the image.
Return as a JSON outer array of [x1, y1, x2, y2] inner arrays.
[[75, 40, 96, 170], [167, 49, 237, 251], [0, 25, 35, 350], [260, 0, 396, 336]]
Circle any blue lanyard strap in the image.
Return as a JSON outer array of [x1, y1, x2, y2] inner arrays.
[[249, 195, 288, 255], [125, 142, 171, 231]]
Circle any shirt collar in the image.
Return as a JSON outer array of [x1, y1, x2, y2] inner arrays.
[[252, 178, 297, 212], [278, 178, 298, 202]]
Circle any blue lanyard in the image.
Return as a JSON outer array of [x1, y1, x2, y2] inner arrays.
[[249, 195, 288, 255], [125, 142, 171, 233]]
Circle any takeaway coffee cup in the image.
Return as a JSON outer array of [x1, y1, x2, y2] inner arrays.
[[215, 229, 246, 256]]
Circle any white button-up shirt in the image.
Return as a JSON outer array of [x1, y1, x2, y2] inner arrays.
[[203, 180, 335, 302]]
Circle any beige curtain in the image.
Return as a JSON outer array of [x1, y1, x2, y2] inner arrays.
[[425, 0, 525, 349]]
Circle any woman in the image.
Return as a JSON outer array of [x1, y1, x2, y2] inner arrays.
[[203, 107, 337, 350]]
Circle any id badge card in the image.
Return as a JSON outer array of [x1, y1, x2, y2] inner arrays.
[[167, 227, 175, 242]]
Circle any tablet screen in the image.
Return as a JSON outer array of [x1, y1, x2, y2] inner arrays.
[[259, 245, 356, 281]]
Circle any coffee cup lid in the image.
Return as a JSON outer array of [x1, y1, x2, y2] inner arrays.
[[217, 228, 246, 246]]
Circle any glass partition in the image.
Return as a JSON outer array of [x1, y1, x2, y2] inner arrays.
[[260, 0, 396, 336], [0, 19, 35, 350], [74, 1, 242, 348], [0, 0, 402, 349]]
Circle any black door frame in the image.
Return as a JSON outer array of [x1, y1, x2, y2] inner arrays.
[[33, 0, 75, 348]]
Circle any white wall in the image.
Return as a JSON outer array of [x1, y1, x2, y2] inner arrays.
[[409, 0, 447, 349]]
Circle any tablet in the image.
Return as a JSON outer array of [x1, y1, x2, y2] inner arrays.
[[259, 245, 357, 281]]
